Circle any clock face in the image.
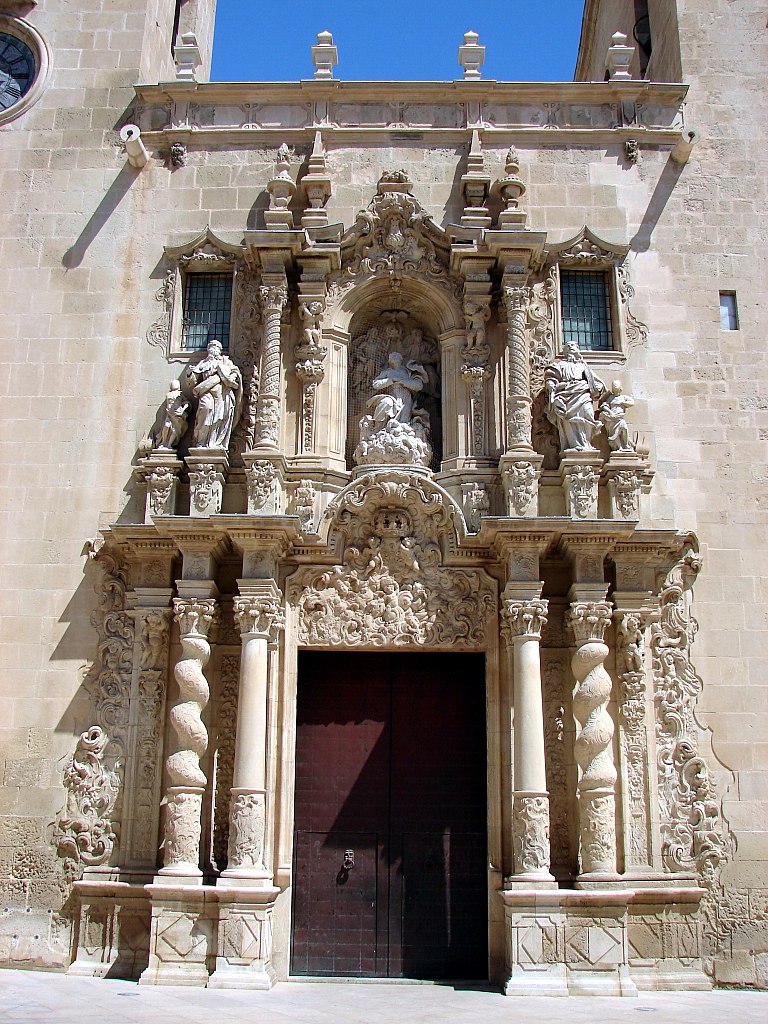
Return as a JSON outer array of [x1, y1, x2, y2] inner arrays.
[[0, 31, 36, 112]]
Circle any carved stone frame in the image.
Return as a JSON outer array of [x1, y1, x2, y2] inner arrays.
[[148, 226, 245, 360], [544, 226, 648, 365]]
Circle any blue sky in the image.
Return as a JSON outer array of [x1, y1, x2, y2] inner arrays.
[[211, 1, 586, 82]]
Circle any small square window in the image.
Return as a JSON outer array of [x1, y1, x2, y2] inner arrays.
[[182, 273, 233, 351], [719, 292, 739, 331], [560, 269, 614, 351]]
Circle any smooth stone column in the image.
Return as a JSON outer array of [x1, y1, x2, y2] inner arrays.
[[219, 580, 284, 887], [501, 594, 555, 884]]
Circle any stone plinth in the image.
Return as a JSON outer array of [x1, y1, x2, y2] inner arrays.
[[68, 879, 151, 981], [207, 887, 280, 989], [139, 884, 217, 987], [500, 885, 710, 996]]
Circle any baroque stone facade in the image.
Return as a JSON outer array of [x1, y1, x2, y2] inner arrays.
[[0, 0, 766, 995]]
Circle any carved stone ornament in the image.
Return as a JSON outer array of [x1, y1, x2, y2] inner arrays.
[[610, 469, 643, 520], [501, 599, 548, 642], [296, 300, 328, 453], [651, 548, 729, 879], [213, 655, 239, 871], [615, 609, 652, 866], [129, 608, 172, 863], [504, 459, 540, 516], [328, 172, 460, 299], [227, 790, 266, 870], [83, 543, 134, 763], [234, 594, 285, 641], [289, 479, 316, 532], [53, 726, 120, 879], [462, 363, 491, 456], [188, 462, 221, 514], [162, 788, 203, 868], [512, 794, 551, 874], [464, 483, 489, 533], [566, 463, 600, 519], [146, 269, 175, 352], [246, 460, 277, 511], [292, 472, 494, 648]]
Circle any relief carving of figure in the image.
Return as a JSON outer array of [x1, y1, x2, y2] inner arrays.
[[154, 380, 189, 450], [599, 379, 636, 453], [544, 340, 606, 452], [185, 339, 243, 450]]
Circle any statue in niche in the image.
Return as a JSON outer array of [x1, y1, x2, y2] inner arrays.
[[354, 351, 432, 467], [599, 379, 637, 453], [154, 380, 189, 450], [185, 339, 243, 450], [544, 340, 606, 452]]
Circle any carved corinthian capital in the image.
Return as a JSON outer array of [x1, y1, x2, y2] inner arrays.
[[173, 598, 216, 639], [501, 599, 548, 643], [234, 592, 285, 641]]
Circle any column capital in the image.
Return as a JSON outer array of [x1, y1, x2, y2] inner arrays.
[[567, 600, 612, 645], [501, 598, 548, 643], [234, 584, 285, 642], [259, 282, 288, 312], [173, 597, 217, 638]]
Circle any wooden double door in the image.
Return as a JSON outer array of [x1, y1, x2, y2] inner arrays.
[[291, 651, 487, 980]]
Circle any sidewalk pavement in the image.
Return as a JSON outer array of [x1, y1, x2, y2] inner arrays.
[[1, 969, 767, 1024]]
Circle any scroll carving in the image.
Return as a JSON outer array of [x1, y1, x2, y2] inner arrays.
[[651, 549, 728, 879], [512, 795, 551, 874], [53, 726, 120, 879]]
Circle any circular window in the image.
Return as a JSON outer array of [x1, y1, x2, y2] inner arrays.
[[0, 16, 50, 125]]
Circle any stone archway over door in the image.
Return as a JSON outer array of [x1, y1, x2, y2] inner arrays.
[[291, 651, 488, 980]]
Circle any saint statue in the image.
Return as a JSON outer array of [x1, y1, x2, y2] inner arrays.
[[544, 341, 606, 452], [599, 379, 636, 452], [367, 351, 430, 432], [154, 380, 189, 450], [184, 339, 243, 450], [354, 350, 432, 468]]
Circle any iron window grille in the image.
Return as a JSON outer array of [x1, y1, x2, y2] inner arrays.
[[560, 269, 614, 351], [181, 272, 233, 351]]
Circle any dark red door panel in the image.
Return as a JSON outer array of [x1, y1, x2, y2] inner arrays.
[[292, 651, 487, 980]]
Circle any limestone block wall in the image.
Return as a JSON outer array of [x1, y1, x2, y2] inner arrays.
[[0, 0, 215, 968]]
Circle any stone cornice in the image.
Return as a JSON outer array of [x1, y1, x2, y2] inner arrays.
[[130, 78, 688, 148]]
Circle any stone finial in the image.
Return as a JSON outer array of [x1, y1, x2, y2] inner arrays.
[[174, 32, 202, 82], [497, 146, 527, 228], [300, 131, 332, 227], [460, 129, 491, 228], [265, 143, 296, 229], [606, 31, 635, 80], [458, 30, 485, 80], [312, 30, 338, 79]]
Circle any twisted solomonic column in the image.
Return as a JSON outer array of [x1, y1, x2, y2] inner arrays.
[[159, 597, 216, 877], [568, 600, 618, 876], [502, 285, 533, 451], [254, 284, 288, 448], [220, 585, 285, 886], [500, 597, 554, 882]]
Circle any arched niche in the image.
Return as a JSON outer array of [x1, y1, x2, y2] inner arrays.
[[324, 275, 464, 474]]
